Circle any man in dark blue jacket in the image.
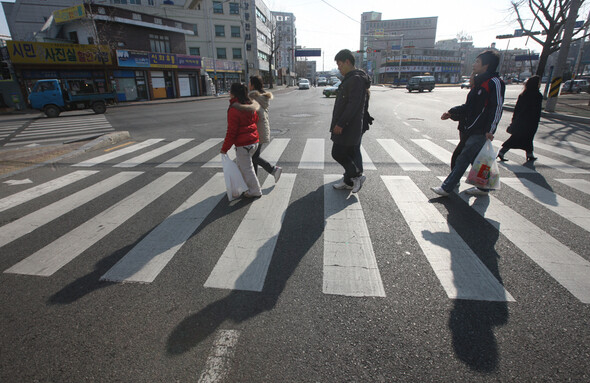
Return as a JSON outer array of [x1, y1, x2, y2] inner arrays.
[[431, 50, 505, 197], [330, 49, 371, 193]]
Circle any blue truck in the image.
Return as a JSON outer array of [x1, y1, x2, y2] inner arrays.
[[28, 79, 117, 118]]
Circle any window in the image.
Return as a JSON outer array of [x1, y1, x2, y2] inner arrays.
[[246, 43, 251, 51], [245, 23, 250, 31], [148, 0, 154, 4], [231, 26, 240, 38], [189, 47, 200, 56], [217, 48, 227, 59], [149, 34, 170, 53], [255, 7, 267, 23], [230, 3, 240, 14], [232, 48, 242, 59], [98, 7, 106, 14], [132, 13, 141, 21], [129, 0, 141, 4], [258, 50, 268, 61], [213, 1, 223, 14], [154, 17, 162, 25], [112, 0, 127, 4], [36, 81, 56, 92], [175, 22, 182, 29], [245, 33, 251, 41], [215, 25, 225, 37], [69, 31, 78, 44], [193, 24, 198, 36], [87, 36, 94, 44]]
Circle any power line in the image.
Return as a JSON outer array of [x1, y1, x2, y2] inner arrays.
[[319, 0, 360, 24]]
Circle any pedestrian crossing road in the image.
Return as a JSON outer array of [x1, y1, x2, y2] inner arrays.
[[1, 136, 589, 304]]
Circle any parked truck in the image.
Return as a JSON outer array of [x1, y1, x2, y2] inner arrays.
[[28, 79, 117, 117]]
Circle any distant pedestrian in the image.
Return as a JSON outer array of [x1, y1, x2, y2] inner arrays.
[[248, 75, 282, 183], [330, 49, 371, 193], [497, 75, 542, 162], [431, 50, 505, 197], [221, 83, 262, 198]]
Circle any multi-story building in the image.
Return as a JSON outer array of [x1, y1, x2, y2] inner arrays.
[[272, 11, 296, 86]]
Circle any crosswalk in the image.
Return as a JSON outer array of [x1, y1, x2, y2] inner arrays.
[[3, 114, 114, 146], [1, 136, 589, 303]]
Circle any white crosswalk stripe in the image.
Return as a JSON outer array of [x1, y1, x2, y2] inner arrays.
[[555, 179, 590, 194], [114, 139, 194, 168], [158, 138, 223, 168], [8, 115, 114, 145], [533, 141, 590, 164], [377, 138, 429, 171], [299, 138, 324, 169], [74, 139, 164, 167]]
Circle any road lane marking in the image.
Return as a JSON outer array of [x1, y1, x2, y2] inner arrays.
[[4, 172, 190, 277], [202, 149, 236, 168], [298, 138, 324, 169], [101, 173, 226, 283], [158, 138, 223, 168], [105, 141, 136, 152], [204, 173, 296, 291], [0, 172, 142, 248], [360, 144, 377, 171], [74, 138, 164, 167], [260, 138, 290, 165], [0, 170, 98, 213], [377, 138, 429, 171], [197, 330, 240, 383], [323, 175, 385, 297], [115, 139, 194, 168], [555, 179, 590, 194], [533, 141, 590, 164], [385, 175, 514, 301]]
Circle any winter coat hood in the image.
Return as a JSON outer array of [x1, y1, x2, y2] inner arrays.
[[248, 90, 273, 110]]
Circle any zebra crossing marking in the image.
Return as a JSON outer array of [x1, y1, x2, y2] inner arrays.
[[299, 138, 324, 169], [360, 145, 377, 171], [101, 173, 226, 283], [555, 179, 590, 194], [323, 175, 385, 297], [258, 138, 290, 165], [533, 141, 590, 165], [114, 139, 194, 168], [413, 138, 453, 165], [502, 177, 590, 232], [0, 170, 98, 213], [450, 179, 590, 304], [4, 172, 190, 277], [158, 138, 223, 168], [197, 330, 240, 383], [377, 139, 429, 171], [204, 173, 296, 291], [0, 172, 142, 248], [383, 175, 514, 301], [202, 150, 236, 168], [74, 138, 164, 167]]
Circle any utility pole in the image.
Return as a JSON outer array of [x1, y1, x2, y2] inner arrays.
[[546, 0, 583, 112]]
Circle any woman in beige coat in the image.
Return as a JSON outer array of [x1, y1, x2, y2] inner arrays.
[[248, 75, 282, 183]]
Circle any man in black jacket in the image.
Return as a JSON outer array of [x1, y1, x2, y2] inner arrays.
[[431, 50, 505, 197], [330, 49, 371, 193]]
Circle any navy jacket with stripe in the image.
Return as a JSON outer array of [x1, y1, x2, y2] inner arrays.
[[448, 71, 505, 137]]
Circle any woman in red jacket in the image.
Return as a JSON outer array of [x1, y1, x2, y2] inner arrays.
[[220, 83, 262, 198]]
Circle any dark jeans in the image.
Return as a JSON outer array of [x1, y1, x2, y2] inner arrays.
[[442, 134, 487, 192], [332, 143, 361, 185], [252, 143, 274, 175], [451, 131, 467, 171]]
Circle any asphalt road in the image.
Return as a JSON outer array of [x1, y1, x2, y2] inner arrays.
[[0, 85, 589, 382]]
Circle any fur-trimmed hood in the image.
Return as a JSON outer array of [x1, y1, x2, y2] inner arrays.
[[248, 90, 273, 110], [229, 99, 260, 112]]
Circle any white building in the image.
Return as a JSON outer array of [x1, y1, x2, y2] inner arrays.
[[272, 11, 296, 85]]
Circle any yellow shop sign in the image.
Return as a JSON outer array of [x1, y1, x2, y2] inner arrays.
[[7, 41, 112, 66], [53, 4, 86, 24]]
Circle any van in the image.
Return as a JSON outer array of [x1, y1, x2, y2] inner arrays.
[[406, 76, 435, 92]]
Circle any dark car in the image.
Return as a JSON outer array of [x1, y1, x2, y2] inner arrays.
[[406, 76, 435, 92], [323, 81, 341, 97]]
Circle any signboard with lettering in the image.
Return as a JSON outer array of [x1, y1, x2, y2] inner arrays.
[[53, 4, 86, 24], [295, 49, 321, 57], [116, 50, 150, 68], [177, 54, 201, 69], [7, 41, 111, 65], [149, 52, 177, 68]]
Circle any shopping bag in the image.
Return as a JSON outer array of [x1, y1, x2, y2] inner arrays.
[[221, 153, 248, 201], [466, 140, 501, 190]]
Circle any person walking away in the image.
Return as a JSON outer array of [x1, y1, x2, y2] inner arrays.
[[431, 50, 505, 197], [330, 49, 371, 193], [497, 75, 542, 162], [220, 83, 262, 198], [248, 75, 282, 183]]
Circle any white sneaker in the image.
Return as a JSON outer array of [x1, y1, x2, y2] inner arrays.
[[351, 175, 366, 193], [430, 186, 449, 197], [333, 179, 353, 190], [465, 187, 489, 196], [272, 166, 282, 183]]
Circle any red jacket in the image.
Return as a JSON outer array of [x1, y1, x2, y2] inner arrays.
[[222, 98, 260, 153]]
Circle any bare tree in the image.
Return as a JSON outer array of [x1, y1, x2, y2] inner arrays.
[[511, 0, 590, 77], [267, 17, 281, 89]]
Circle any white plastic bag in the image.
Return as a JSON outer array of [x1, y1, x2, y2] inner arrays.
[[466, 139, 501, 190], [221, 153, 248, 201]]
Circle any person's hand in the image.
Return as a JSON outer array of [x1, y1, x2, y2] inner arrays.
[[441, 112, 451, 120], [220, 150, 227, 154], [333, 125, 343, 135], [485, 133, 494, 141]]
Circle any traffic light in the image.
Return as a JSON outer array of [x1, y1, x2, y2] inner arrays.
[[373, 49, 381, 52]]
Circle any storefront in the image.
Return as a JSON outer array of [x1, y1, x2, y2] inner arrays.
[[201, 58, 243, 93]]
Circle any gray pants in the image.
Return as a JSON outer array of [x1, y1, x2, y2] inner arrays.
[[235, 144, 261, 195], [442, 134, 487, 192]]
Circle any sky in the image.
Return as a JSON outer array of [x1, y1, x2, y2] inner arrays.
[[1, 0, 589, 71]]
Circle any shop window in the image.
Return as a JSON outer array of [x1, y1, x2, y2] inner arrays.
[[229, 3, 240, 14], [215, 25, 225, 37], [88, 36, 94, 44], [213, 1, 223, 14], [231, 26, 240, 38], [149, 34, 170, 53], [232, 48, 242, 59], [175, 22, 182, 29], [69, 31, 79, 44], [154, 17, 162, 25], [189, 47, 200, 56], [67, 79, 96, 95], [130, 0, 141, 4], [217, 48, 227, 59]]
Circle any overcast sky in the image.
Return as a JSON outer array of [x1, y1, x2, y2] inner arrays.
[[2, 0, 589, 71]]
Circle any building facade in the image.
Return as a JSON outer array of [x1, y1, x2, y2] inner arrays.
[[272, 11, 296, 86]]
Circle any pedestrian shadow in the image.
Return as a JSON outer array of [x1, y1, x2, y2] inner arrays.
[[513, 172, 558, 207], [424, 196, 509, 373]]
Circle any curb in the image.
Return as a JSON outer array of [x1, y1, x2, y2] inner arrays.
[[502, 104, 590, 124], [0, 131, 131, 180]]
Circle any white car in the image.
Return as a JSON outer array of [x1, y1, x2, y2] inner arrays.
[[298, 79, 310, 89]]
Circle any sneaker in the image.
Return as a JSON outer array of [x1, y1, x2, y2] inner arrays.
[[333, 179, 353, 190], [243, 191, 262, 198], [430, 186, 449, 197], [465, 187, 489, 196], [351, 175, 366, 193], [272, 166, 282, 183]]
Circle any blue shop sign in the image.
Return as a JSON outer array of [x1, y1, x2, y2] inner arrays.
[[116, 50, 151, 68]]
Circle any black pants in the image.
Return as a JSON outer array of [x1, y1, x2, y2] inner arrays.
[[332, 143, 361, 185], [252, 143, 274, 175], [451, 131, 467, 171]]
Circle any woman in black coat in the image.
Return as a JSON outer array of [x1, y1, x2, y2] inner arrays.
[[498, 75, 543, 162]]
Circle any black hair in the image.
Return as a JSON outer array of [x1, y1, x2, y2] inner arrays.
[[249, 75, 265, 93], [230, 83, 251, 104], [334, 49, 355, 66], [477, 50, 500, 73], [523, 75, 540, 94]]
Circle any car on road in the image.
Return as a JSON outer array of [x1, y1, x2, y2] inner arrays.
[[323, 81, 341, 97], [561, 79, 590, 94], [329, 76, 340, 85], [298, 79, 310, 90], [406, 75, 435, 92], [460, 80, 471, 89], [317, 77, 328, 86]]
